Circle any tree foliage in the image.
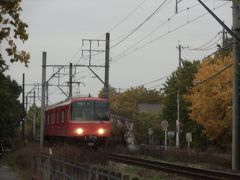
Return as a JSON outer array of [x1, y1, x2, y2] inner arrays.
[[99, 86, 164, 144], [0, 0, 29, 72], [162, 60, 208, 147], [0, 73, 22, 143], [26, 105, 41, 139], [186, 55, 232, 145], [106, 86, 163, 118], [134, 112, 162, 144]]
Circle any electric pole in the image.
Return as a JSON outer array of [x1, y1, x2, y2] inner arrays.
[[22, 73, 25, 140], [176, 44, 182, 148], [46, 82, 49, 106], [105, 33, 110, 100], [33, 90, 36, 137], [40, 52, 47, 148], [69, 62, 73, 97], [222, 27, 226, 61], [232, 0, 240, 171]]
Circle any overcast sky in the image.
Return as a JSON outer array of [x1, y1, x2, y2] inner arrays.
[[5, 0, 232, 106]]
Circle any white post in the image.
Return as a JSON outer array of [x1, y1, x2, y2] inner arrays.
[[164, 130, 167, 150]]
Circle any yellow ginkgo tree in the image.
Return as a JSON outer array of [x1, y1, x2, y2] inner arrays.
[[186, 55, 232, 143]]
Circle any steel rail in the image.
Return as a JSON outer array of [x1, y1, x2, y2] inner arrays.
[[108, 153, 240, 180]]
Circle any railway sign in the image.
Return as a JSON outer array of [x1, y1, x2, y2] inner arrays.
[[148, 128, 153, 135], [168, 131, 175, 137], [186, 132, 192, 142], [161, 120, 169, 130]]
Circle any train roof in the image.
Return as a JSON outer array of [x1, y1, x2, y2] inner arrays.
[[45, 97, 107, 110]]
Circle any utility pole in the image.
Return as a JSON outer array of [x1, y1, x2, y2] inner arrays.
[[33, 91, 36, 137], [40, 52, 47, 148], [176, 44, 182, 148], [175, 0, 183, 14], [22, 73, 25, 140], [222, 27, 226, 61], [197, 0, 240, 171], [45, 82, 48, 107], [105, 33, 110, 100], [69, 62, 73, 97], [232, 0, 240, 171]]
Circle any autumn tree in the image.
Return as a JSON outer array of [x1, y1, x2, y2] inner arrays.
[[186, 55, 232, 147], [0, 0, 30, 72]]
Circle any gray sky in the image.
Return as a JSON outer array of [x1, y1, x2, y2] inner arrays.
[[5, 0, 232, 105]]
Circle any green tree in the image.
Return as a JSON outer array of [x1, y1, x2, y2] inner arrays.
[[109, 86, 163, 118], [134, 112, 162, 145], [162, 60, 208, 147], [100, 86, 163, 145], [0, 73, 22, 143], [0, 0, 30, 72], [26, 104, 41, 139]]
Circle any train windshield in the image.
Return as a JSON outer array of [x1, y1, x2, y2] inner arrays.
[[71, 101, 110, 121]]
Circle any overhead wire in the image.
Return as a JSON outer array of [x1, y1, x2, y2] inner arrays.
[[111, 1, 230, 63], [103, 0, 147, 37], [131, 75, 169, 88], [75, 0, 228, 83], [110, 0, 173, 43], [189, 35, 222, 51], [112, 0, 210, 60], [74, 0, 207, 80], [194, 63, 232, 86], [190, 31, 221, 50], [111, 0, 169, 49]]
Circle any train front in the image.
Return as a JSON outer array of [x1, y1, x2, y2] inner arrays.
[[67, 98, 112, 146]]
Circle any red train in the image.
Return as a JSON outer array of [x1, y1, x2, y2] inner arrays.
[[44, 97, 112, 146]]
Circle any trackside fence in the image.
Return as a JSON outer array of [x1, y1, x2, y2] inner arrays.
[[30, 153, 139, 180]]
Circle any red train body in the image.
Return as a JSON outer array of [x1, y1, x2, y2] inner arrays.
[[44, 97, 112, 145]]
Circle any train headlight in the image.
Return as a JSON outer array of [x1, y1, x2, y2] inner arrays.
[[98, 128, 104, 135], [76, 128, 83, 135]]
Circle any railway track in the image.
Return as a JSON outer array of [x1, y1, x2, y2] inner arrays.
[[108, 153, 240, 180]]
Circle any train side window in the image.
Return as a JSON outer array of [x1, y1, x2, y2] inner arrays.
[[64, 110, 67, 122], [62, 111, 64, 123], [45, 114, 48, 125], [56, 112, 59, 124], [50, 113, 51, 124], [52, 113, 55, 124], [48, 114, 51, 125], [59, 111, 62, 124]]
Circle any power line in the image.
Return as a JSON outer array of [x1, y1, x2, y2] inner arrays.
[[194, 63, 232, 86], [111, 0, 169, 49], [111, 1, 230, 63], [202, 42, 233, 61], [106, 0, 147, 34], [134, 75, 169, 87], [189, 31, 221, 50], [112, 0, 210, 61]]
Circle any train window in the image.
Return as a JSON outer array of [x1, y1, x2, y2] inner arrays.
[[72, 101, 94, 120], [95, 101, 110, 120], [52, 113, 55, 124], [48, 114, 51, 125], [64, 110, 68, 122], [71, 101, 109, 121], [59, 111, 62, 124], [46, 114, 48, 125], [61, 111, 64, 123], [56, 112, 59, 124]]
